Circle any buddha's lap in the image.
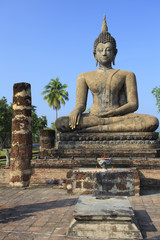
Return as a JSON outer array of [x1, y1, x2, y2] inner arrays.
[[55, 113, 159, 132]]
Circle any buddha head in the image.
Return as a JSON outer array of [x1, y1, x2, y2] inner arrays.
[[93, 15, 118, 66]]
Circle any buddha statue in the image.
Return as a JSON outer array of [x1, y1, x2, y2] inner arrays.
[[55, 15, 159, 133]]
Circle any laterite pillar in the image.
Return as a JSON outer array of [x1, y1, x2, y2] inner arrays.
[[10, 83, 32, 187]]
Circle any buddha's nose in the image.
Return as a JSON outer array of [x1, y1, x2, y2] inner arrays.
[[103, 49, 106, 55]]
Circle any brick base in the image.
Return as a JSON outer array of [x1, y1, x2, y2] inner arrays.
[[66, 168, 140, 196]]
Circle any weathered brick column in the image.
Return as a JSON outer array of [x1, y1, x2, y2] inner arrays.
[[10, 83, 32, 187], [39, 129, 55, 158]]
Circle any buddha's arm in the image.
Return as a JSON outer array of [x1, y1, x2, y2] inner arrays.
[[99, 72, 138, 117], [69, 74, 88, 129]]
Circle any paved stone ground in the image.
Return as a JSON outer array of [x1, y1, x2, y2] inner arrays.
[[0, 187, 160, 240]]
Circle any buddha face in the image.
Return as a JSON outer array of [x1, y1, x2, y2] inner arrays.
[[95, 42, 115, 66]]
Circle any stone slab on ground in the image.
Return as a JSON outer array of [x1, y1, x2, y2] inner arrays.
[[68, 195, 142, 239], [74, 195, 134, 221]]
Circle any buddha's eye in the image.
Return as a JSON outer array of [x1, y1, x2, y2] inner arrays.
[[98, 48, 103, 52]]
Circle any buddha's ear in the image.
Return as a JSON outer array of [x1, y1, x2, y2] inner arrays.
[[112, 57, 115, 65], [93, 50, 96, 58], [93, 52, 98, 67], [94, 55, 98, 66], [93, 51, 98, 67], [112, 49, 118, 65]]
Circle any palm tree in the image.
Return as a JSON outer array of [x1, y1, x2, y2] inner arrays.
[[41, 77, 69, 120]]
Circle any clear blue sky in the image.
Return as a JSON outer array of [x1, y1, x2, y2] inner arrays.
[[0, 0, 160, 128]]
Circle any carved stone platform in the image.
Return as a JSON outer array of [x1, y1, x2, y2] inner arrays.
[[55, 132, 160, 158], [38, 131, 160, 168], [58, 132, 159, 142]]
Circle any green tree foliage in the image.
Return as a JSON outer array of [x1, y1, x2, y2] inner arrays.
[[32, 106, 47, 143], [51, 122, 56, 130], [85, 108, 90, 113], [152, 86, 160, 113], [0, 97, 12, 148], [0, 97, 47, 147], [41, 77, 69, 120]]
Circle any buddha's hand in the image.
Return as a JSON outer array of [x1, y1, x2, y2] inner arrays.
[[69, 109, 81, 130], [98, 110, 117, 118]]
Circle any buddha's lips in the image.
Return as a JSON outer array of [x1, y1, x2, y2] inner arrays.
[[101, 56, 109, 61]]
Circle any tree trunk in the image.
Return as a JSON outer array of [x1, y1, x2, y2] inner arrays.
[[56, 108, 58, 120], [55, 108, 57, 143]]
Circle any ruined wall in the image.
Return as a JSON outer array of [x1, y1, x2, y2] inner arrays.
[[39, 129, 55, 158]]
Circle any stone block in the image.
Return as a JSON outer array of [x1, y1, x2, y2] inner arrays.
[[76, 181, 81, 188], [66, 168, 140, 196], [75, 173, 86, 180], [83, 181, 93, 189], [67, 195, 142, 239], [66, 170, 73, 178]]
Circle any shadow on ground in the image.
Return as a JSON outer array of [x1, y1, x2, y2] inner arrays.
[[146, 237, 160, 240], [134, 209, 157, 239], [141, 188, 160, 196], [0, 198, 78, 224]]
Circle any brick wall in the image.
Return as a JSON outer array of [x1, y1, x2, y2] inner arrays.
[[30, 168, 70, 187], [1, 167, 160, 190], [0, 167, 70, 187]]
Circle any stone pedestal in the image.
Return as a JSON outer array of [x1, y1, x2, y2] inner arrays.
[[57, 131, 160, 158], [67, 195, 142, 239], [39, 129, 55, 158], [35, 131, 160, 168], [10, 83, 32, 187], [66, 168, 140, 196]]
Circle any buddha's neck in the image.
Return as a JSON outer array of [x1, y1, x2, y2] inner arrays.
[[99, 64, 113, 72]]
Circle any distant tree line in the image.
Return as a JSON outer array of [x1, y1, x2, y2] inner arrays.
[[152, 86, 160, 113], [0, 97, 47, 148], [31, 106, 47, 144], [0, 97, 12, 148]]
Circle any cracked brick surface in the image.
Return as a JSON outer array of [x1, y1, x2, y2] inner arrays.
[[0, 187, 160, 239]]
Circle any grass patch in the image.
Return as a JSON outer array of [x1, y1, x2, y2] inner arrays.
[[32, 150, 39, 154], [0, 150, 6, 159], [0, 148, 39, 160], [0, 160, 6, 165]]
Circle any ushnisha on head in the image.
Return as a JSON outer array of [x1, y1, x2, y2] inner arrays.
[[93, 15, 118, 66]]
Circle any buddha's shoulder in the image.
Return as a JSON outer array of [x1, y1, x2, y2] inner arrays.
[[117, 69, 136, 77], [77, 69, 136, 79], [77, 70, 98, 79]]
